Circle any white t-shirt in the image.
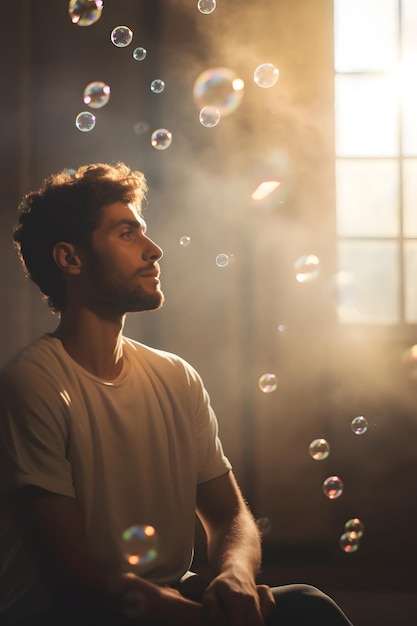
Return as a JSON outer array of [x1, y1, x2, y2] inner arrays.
[[0, 334, 231, 620]]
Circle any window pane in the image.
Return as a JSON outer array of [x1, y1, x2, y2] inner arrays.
[[402, 0, 417, 66], [335, 75, 399, 157], [338, 240, 399, 323], [336, 159, 399, 237], [403, 159, 417, 236], [404, 241, 417, 322], [401, 80, 417, 156], [334, 0, 399, 72]]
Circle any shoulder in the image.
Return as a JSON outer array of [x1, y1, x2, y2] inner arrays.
[[123, 336, 204, 386], [0, 335, 66, 395]]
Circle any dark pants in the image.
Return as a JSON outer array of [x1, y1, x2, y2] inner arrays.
[[11, 575, 354, 626]]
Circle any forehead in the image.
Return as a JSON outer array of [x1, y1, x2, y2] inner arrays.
[[100, 201, 146, 228]]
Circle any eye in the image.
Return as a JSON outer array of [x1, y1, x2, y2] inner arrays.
[[121, 229, 135, 240]]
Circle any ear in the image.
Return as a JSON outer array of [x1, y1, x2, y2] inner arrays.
[[52, 242, 83, 275]]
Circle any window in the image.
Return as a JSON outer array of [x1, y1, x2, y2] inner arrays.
[[334, 0, 417, 325]]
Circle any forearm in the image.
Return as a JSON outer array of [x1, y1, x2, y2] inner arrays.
[[206, 506, 262, 579]]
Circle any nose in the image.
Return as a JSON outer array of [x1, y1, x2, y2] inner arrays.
[[144, 235, 163, 261]]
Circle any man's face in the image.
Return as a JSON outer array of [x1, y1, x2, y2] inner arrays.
[[79, 201, 164, 315]]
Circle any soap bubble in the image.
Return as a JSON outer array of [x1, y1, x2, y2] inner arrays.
[[151, 128, 172, 150], [344, 518, 364, 540], [294, 255, 320, 283], [322, 476, 343, 500], [254, 63, 279, 88], [198, 0, 217, 14], [351, 415, 368, 435], [258, 373, 277, 393], [111, 26, 133, 47], [215, 253, 229, 268], [256, 517, 272, 536], [133, 47, 147, 61], [309, 438, 330, 461], [199, 106, 221, 127], [122, 525, 158, 566], [68, 0, 103, 26], [339, 532, 360, 553], [83, 81, 110, 109], [277, 324, 286, 333], [193, 67, 245, 117], [180, 235, 191, 247], [150, 79, 165, 94], [75, 111, 96, 132]]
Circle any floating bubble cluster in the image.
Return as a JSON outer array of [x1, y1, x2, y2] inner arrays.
[[294, 255, 320, 283], [197, 0, 217, 14], [254, 63, 279, 88], [122, 525, 158, 566], [150, 79, 165, 94], [199, 106, 221, 127], [258, 373, 278, 393], [83, 81, 111, 108], [68, 0, 103, 26], [351, 415, 368, 435], [75, 111, 96, 132], [309, 438, 330, 461], [322, 475, 343, 499], [151, 128, 172, 150], [180, 235, 191, 247], [340, 518, 364, 553], [133, 47, 147, 61], [193, 67, 245, 117], [111, 26, 133, 47]]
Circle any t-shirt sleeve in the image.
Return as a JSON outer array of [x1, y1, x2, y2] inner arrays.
[[183, 362, 232, 484], [0, 367, 75, 498]]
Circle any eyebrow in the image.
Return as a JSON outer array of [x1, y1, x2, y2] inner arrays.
[[113, 218, 147, 232]]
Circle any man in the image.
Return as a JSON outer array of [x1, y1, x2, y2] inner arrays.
[[0, 162, 354, 625]]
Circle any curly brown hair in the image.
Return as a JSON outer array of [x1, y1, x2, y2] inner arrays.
[[13, 162, 148, 313]]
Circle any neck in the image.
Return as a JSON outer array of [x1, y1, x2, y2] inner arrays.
[[53, 307, 126, 381]]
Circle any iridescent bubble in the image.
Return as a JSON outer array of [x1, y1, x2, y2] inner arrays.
[[111, 26, 133, 47], [309, 438, 330, 461], [216, 254, 229, 268], [294, 254, 320, 283], [277, 324, 286, 333], [122, 525, 158, 566], [197, 0, 217, 14], [199, 106, 221, 127], [180, 235, 191, 247], [256, 517, 272, 536], [339, 532, 360, 553], [151, 128, 172, 150], [83, 81, 110, 109], [322, 476, 343, 500], [75, 111, 96, 132], [344, 518, 364, 540], [150, 79, 165, 94], [254, 63, 280, 88], [351, 415, 368, 435], [193, 67, 245, 117], [133, 47, 147, 61], [258, 373, 277, 394], [68, 0, 103, 26]]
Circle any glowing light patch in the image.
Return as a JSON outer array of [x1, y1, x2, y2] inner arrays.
[[251, 181, 280, 200]]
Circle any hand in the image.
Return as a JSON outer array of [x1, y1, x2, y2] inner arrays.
[[202, 572, 275, 626]]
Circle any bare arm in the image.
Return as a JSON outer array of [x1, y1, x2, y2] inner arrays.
[[9, 486, 203, 624], [196, 471, 275, 626]]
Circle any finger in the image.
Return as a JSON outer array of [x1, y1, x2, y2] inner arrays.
[[257, 585, 276, 618]]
